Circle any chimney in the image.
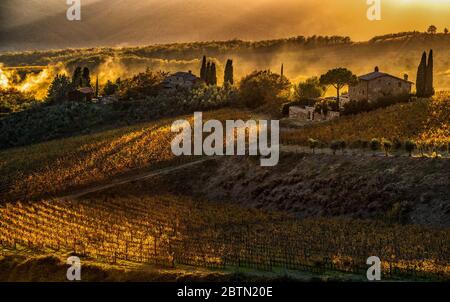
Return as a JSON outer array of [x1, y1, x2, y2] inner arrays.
[[188, 70, 192, 74], [404, 74, 409, 81], [374, 66, 379, 72]]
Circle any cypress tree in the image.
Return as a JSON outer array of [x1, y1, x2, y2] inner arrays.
[[205, 62, 211, 85], [72, 67, 83, 88], [200, 56, 207, 81], [224, 59, 234, 85], [425, 49, 434, 97], [281, 63, 284, 78], [416, 52, 427, 97], [210, 63, 217, 86], [82, 67, 91, 87], [95, 76, 99, 98]]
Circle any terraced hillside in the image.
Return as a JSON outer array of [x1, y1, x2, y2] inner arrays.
[[0, 109, 251, 202]]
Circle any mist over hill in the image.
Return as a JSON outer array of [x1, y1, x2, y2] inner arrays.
[[0, 0, 336, 51]]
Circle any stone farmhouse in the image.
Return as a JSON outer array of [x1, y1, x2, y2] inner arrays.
[[162, 71, 202, 91], [68, 87, 94, 102], [349, 67, 413, 102], [289, 105, 340, 124]]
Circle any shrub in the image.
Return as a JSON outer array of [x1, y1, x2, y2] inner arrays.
[[370, 138, 381, 153], [404, 140, 417, 157], [343, 94, 411, 116], [308, 138, 320, 154], [293, 77, 325, 100], [393, 138, 403, 150], [381, 138, 393, 156]]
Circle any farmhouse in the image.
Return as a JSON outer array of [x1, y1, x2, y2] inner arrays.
[[68, 87, 94, 102], [289, 105, 340, 124], [163, 71, 202, 91], [349, 67, 413, 102]]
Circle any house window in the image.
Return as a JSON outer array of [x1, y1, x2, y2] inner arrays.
[[398, 82, 402, 88]]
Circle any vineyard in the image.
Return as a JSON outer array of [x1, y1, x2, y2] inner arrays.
[[0, 108, 252, 202], [281, 95, 450, 149], [0, 193, 449, 280]]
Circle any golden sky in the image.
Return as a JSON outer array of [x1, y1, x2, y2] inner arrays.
[[3, 0, 450, 46], [313, 0, 450, 40]]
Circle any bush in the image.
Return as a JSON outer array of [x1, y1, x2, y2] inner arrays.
[[381, 138, 393, 156], [393, 138, 403, 150], [343, 94, 411, 116], [294, 77, 325, 100], [308, 138, 320, 154], [404, 140, 417, 157], [0, 102, 113, 149], [370, 138, 381, 153], [0, 88, 37, 114], [118, 69, 167, 100]]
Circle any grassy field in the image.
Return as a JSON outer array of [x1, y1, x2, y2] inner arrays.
[[281, 95, 450, 148], [0, 108, 252, 202]]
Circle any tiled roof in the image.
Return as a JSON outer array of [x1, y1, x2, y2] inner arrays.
[[78, 87, 94, 94], [359, 72, 413, 83]]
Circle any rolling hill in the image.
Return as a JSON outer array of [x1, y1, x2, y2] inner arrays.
[[0, 0, 336, 51]]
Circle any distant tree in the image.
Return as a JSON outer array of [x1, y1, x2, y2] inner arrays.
[[281, 64, 284, 78], [427, 25, 437, 34], [319, 68, 357, 109], [47, 74, 73, 104], [205, 62, 211, 85], [381, 138, 392, 157], [72, 67, 83, 88], [200, 56, 207, 82], [444, 28, 449, 34], [103, 80, 118, 96], [210, 63, 217, 86], [416, 52, 427, 97], [308, 138, 319, 154], [238, 70, 291, 109], [425, 49, 435, 97], [82, 67, 91, 87], [224, 59, 234, 85], [404, 140, 417, 157], [118, 69, 167, 100], [95, 76, 99, 98], [294, 77, 326, 100]]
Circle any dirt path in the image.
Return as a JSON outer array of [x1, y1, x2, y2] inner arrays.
[[60, 158, 212, 200]]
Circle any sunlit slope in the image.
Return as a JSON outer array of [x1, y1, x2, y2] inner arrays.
[[0, 109, 251, 201], [282, 96, 450, 147]]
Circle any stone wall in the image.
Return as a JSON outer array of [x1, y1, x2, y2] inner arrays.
[[349, 76, 412, 102]]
